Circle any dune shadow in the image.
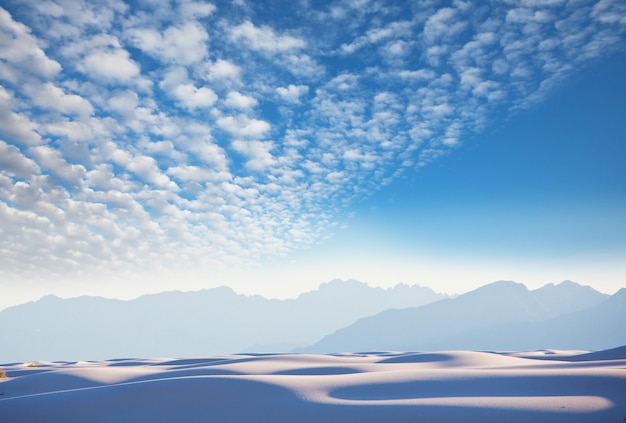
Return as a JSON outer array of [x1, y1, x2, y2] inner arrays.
[[0, 374, 310, 422], [109, 361, 156, 367], [378, 353, 453, 364], [235, 353, 289, 357], [153, 358, 231, 367], [273, 366, 362, 375]]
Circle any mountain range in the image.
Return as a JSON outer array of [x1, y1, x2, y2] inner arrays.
[[298, 280, 622, 353], [2, 279, 623, 363], [0, 279, 444, 363]]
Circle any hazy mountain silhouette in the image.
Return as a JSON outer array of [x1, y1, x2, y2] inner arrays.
[[511, 287, 626, 350], [298, 280, 615, 353], [0, 280, 444, 363]]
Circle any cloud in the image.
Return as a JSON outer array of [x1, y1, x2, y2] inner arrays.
[[397, 69, 436, 80], [24, 82, 94, 117], [168, 165, 229, 183], [207, 59, 242, 83], [82, 49, 140, 82], [0, 87, 42, 145], [171, 84, 218, 109], [107, 90, 139, 116], [339, 20, 413, 54], [229, 21, 306, 52], [592, 0, 626, 24], [0, 8, 61, 81], [423, 7, 467, 44], [0, 141, 40, 178], [187, 141, 230, 171], [0, 0, 624, 286], [128, 21, 209, 65], [29, 145, 87, 186], [279, 54, 325, 78], [129, 157, 179, 190], [276, 84, 309, 103], [160, 66, 218, 109], [217, 115, 271, 138], [224, 91, 258, 109], [232, 140, 276, 171]]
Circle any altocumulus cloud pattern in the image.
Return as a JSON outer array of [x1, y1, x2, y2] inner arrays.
[[0, 0, 625, 281]]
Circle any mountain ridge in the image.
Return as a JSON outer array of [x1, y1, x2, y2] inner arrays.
[[298, 280, 616, 353], [0, 279, 445, 363], [1, 279, 618, 363]]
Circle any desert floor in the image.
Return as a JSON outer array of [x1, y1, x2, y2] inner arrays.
[[1, 348, 625, 422]]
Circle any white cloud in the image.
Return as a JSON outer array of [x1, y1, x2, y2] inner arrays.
[[172, 84, 218, 109], [327, 73, 360, 91], [423, 7, 466, 44], [224, 91, 258, 109], [0, 87, 42, 145], [0, 141, 40, 178], [188, 141, 230, 172], [29, 145, 87, 185], [207, 59, 242, 83], [326, 171, 345, 184], [232, 140, 276, 171], [168, 165, 228, 183], [592, 0, 626, 24], [141, 139, 180, 157], [160, 66, 218, 109], [279, 54, 325, 78], [127, 154, 178, 190], [398, 69, 436, 80], [340, 20, 413, 54], [229, 21, 306, 52], [107, 90, 139, 116], [44, 119, 100, 142], [178, 1, 216, 20], [25, 82, 94, 117], [217, 115, 271, 138], [276, 84, 309, 103], [129, 21, 209, 65], [82, 49, 140, 82], [0, 7, 61, 81], [86, 164, 126, 191]]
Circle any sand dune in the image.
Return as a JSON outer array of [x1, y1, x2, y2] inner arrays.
[[1, 349, 625, 422]]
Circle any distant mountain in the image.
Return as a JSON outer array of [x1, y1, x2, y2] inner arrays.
[[512, 287, 626, 350], [0, 280, 444, 363], [299, 280, 615, 353], [529, 280, 609, 316]]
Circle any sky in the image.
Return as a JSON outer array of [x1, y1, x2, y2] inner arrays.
[[0, 0, 625, 309]]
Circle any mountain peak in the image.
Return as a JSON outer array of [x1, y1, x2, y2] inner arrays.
[[464, 280, 528, 297], [539, 280, 586, 290], [39, 294, 63, 302], [530, 280, 608, 317]]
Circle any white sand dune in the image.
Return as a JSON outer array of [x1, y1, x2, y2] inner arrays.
[[1, 349, 625, 422]]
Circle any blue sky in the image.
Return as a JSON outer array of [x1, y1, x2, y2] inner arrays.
[[0, 0, 624, 308]]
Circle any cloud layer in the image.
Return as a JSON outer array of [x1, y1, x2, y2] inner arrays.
[[0, 0, 625, 284]]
